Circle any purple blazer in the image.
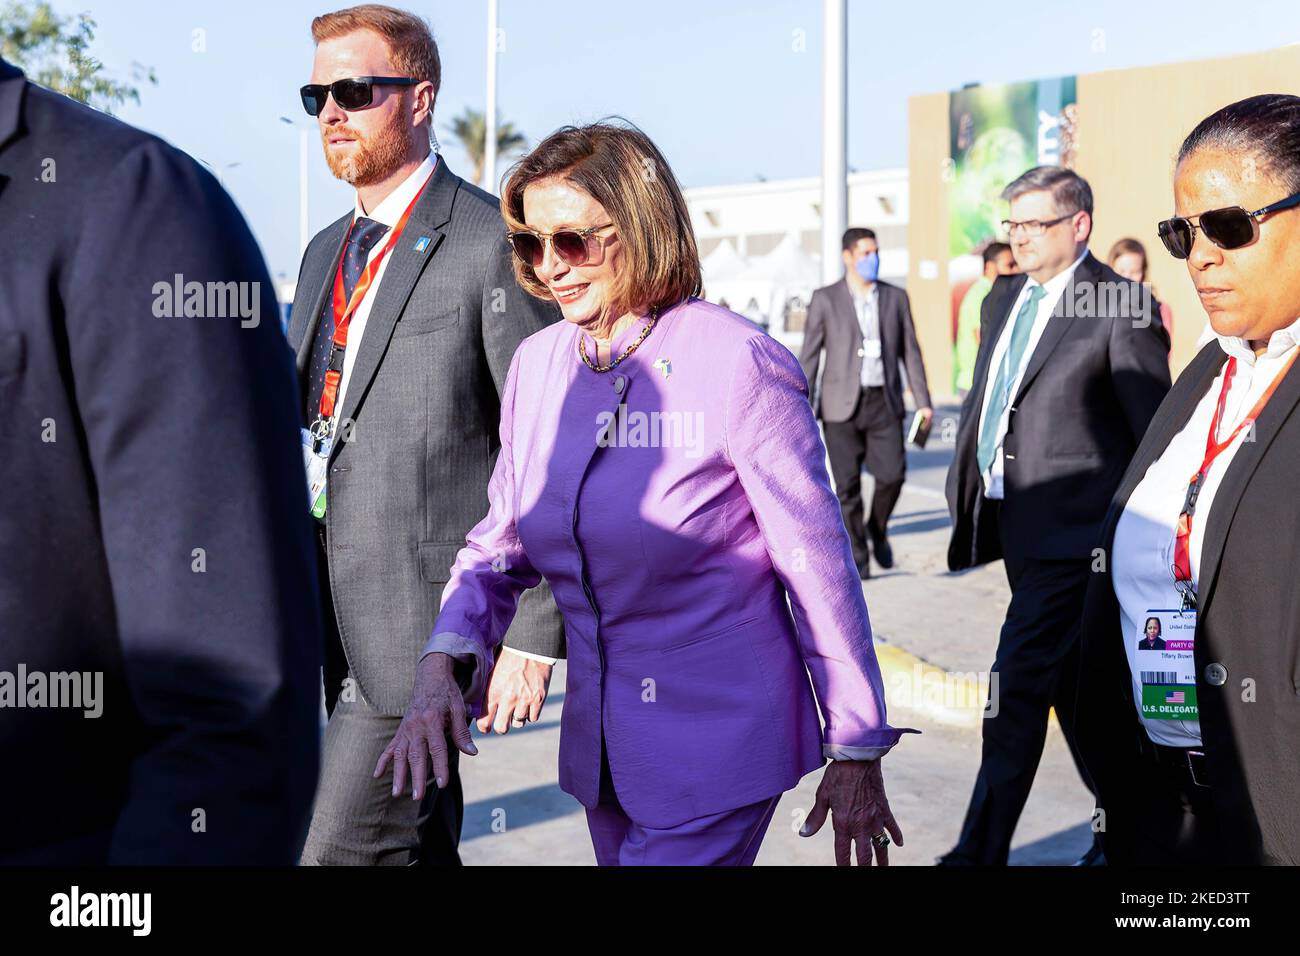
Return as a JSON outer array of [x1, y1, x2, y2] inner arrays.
[[434, 297, 912, 827]]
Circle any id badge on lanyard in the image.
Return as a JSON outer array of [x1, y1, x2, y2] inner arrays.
[[1136, 608, 1198, 720], [300, 180, 426, 518], [301, 428, 333, 519]]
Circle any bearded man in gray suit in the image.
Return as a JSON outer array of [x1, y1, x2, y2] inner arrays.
[[289, 5, 562, 865]]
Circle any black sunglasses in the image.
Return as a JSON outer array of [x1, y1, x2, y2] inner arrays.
[[1157, 191, 1300, 259], [506, 224, 615, 268], [300, 76, 419, 116]]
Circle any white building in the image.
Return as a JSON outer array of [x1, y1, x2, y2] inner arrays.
[[684, 168, 909, 341]]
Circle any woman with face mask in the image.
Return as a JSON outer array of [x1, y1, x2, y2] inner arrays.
[[1075, 94, 1300, 865]]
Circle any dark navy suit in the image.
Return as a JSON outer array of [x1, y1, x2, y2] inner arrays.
[[0, 59, 321, 863]]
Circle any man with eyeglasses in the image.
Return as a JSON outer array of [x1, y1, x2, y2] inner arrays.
[[940, 166, 1171, 866], [289, 4, 561, 866]]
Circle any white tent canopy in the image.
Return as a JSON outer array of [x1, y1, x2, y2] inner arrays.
[[705, 233, 819, 332], [746, 232, 819, 288], [700, 237, 749, 283]]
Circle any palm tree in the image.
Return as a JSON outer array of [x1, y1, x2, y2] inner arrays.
[[445, 107, 527, 187]]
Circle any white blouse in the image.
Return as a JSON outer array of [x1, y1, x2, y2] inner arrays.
[[1112, 314, 1300, 747]]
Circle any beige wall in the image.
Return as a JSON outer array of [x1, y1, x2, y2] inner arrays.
[[907, 91, 953, 398], [910, 44, 1300, 401]]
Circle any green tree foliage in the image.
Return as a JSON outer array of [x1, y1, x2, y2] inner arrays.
[[445, 107, 527, 187], [0, 1, 155, 113]]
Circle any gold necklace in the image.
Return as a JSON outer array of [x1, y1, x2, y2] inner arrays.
[[579, 309, 658, 373]]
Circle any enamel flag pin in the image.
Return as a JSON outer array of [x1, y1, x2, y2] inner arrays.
[[653, 357, 672, 379], [413, 236, 432, 253]]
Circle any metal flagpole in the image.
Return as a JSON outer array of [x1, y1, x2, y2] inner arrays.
[[820, 0, 848, 286], [484, 0, 499, 191]]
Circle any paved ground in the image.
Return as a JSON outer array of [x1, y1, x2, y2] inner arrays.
[[459, 407, 1098, 865]]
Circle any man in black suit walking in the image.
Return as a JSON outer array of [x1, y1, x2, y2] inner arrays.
[[0, 57, 321, 864], [940, 166, 1171, 865], [800, 228, 933, 578]]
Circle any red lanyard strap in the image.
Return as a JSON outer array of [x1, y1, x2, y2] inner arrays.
[[1173, 348, 1300, 583], [316, 183, 426, 424]]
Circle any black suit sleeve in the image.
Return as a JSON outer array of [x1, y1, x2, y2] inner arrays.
[[1108, 283, 1172, 443], [480, 238, 567, 660], [62, 138, 322, 864], [897, 289, 932, 410], [798, 291, 826, 414]]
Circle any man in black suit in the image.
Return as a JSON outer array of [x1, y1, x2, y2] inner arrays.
[[940, 166, 1171, 865], [0, 58, 321, 863], [800, 227, 933, 577]]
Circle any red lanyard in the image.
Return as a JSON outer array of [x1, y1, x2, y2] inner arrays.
[[1172, 348, 1300, 586], [316, 182, 426, 423]]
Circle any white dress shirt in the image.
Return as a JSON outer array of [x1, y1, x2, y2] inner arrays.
[[332, 153, 438, 422], [1112, 312, 1300, 747], [851, 284, 885, 387], [977, 250, 1088, 499]]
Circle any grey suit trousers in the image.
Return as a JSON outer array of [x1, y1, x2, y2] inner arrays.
[[301, 533, 462, 866], [300, 694, 461, 866]]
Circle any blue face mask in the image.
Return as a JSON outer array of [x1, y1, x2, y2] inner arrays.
[[855, 251, 880, 282]]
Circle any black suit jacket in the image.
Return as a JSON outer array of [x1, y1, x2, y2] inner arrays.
[[1076, 342, 1300, 865], [0, 60, 321, 863], [946, 252, 1171, 569], [799, 278, 932, 422]]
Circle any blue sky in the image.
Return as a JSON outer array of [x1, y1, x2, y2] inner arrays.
[[43, 0, 1300, 280]]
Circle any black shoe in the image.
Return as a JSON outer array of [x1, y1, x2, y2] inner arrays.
[[855, 556, 871, 580], [870, 533, 894, 569], [935, 850, 975, 866], [1073, 834, 1106, 866]]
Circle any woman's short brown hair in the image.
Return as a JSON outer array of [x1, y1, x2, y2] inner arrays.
[[501, 120, 703, 316]]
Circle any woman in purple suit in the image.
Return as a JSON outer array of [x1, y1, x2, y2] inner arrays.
[[377, 121, 915, 866]]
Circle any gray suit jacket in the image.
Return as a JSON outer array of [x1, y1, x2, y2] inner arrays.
[[287, 157, 564, 716], [799, 277, 932, 423]]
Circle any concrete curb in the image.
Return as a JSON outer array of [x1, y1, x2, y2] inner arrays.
[[875, 642, 984, 729], [875, 639, 1061, 732]]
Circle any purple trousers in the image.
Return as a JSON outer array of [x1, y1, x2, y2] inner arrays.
[[585, 748, 781, 866]]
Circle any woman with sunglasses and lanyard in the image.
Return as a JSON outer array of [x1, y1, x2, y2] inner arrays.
[[376, 121, 915, 866], [1075, 94, 1300, 865]]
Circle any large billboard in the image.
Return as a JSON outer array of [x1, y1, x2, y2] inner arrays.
[[948, 76, 1078, 257]]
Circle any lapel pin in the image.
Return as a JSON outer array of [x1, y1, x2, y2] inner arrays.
[[413, 236, 432, 253], [653, 357, 672, 379]]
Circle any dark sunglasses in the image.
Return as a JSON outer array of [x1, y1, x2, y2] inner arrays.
[[1157, 191, 1300, 259], [300, 76, 419, 116], [506, 223, 615, 268]]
